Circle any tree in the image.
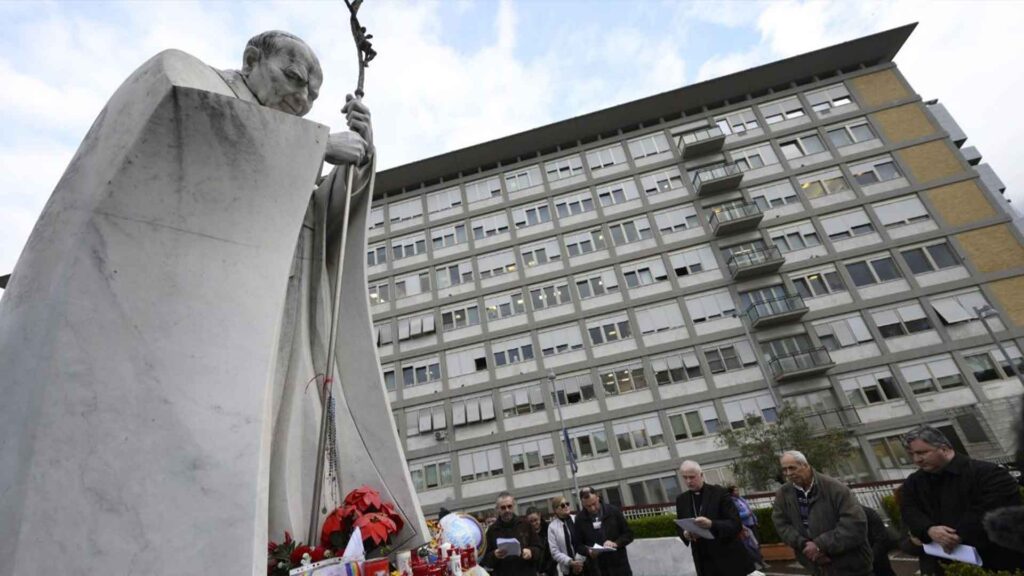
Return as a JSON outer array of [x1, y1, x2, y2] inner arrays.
[[717, 403, 854, 491]]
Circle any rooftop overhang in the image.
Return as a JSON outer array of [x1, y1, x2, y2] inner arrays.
[[376, 23, 917, 196]]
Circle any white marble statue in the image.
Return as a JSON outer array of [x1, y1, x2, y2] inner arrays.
[[0, 31, 427, 575]]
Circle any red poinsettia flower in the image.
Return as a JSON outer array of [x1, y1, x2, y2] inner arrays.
[[290, 545, 314, 565], [378, 501, 405, 534], [343, 485, 383, 513], [354, 511, 397, 546]]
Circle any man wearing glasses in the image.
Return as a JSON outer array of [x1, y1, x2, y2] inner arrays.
[[481, 492, 542, 575]]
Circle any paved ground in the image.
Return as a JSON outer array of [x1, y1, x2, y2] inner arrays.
[[763, 552, 922, 576]]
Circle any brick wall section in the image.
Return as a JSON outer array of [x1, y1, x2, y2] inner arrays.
[[871, 103, 936, 144], [988, 276, 1024, 327], [956, 225, 1024, 273], [849, 69, 910, 108], [897, 140, 962, 184], [925, 180, 997, 226]]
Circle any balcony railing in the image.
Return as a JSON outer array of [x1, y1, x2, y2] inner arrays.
[[745, 294, 808, 327], [679, 126, 727, 159], [692, 163, 743, 196], [768, 347, 835, 381], [726, 246, 785, 279], [709, 203, 763, 236]]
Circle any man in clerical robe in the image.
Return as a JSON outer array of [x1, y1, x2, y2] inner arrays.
[[0, 30, 426, 575]]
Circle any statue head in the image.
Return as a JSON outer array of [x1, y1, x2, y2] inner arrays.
[[241, 30, 323, 117]]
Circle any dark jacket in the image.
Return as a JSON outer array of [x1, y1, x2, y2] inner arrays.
[[574, 503, 634, 576], [772, 472, 872, 576], [481, 515, 542, 576], [676, 483, 756, 576], [900, 453, 1024, 571]]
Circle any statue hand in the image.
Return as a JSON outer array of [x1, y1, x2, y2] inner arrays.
[[342, 94, 373, 148], [325, 131, 368, 166]]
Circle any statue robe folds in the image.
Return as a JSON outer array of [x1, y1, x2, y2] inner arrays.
[[0, 50, 426, 575]]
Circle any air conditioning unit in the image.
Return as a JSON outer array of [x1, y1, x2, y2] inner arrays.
[[434, 431, 448, 441]]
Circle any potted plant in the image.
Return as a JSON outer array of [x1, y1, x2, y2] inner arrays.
[[753, 507, 795, 562]]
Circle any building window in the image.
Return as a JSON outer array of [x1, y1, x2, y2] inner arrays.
[[798, 167, 853, 200], [827, 120, 876, 148], [382, 365, 396, 391], [870, 435, 913, 468], [367, 242, 387, 266], [504, 166, 541, 192], [813, 313, 873, 350], [596, 179, 641, 207], [791, 266, 846, 299], [445, 345, 488, 377], [779, 133, 827, 160], [840, 370, 901, 407], [622, 258, 669, 288], [389, 197, 423, 223], [628, 474, 682, 505], [850, 156, 903, 187], [458, 446, 504, 482], [762, 334, 814, 359], [465, 176, 502, 204], [600, 361, 647, 396], [749, 180, 798, 210], [451, 394, 496, 427], [898, 354, 965, 395], [441, 302, 480, 331], [715, 107, 759, 135], [668, 405, 719, 439], [639, 167, 685, 196], [586, 314, 633, 346], [521, 238, 562, 268], [492, 335, 534, 366], [476, 250, 517, 279], [395, 270, 431, 298], [564, 229, 606, 256], [770, 221, 821, 253], [435, 260, 474, 289], [509, 436, 556, 472], [730, 142, 779, 171], [654, 204, 700, 234], [538, 325, 585, 357], [368, 206, 384, 230], [929, 290, 990, 325], [613, 415, 665, 452], [670, 245, 718, 277], [820, 208, 876, 241], [806, 83, 853, 114], [574, 268, 620, 299], [501, 383, 545, 417], [759, 96, 806, 125], [586, 144, 627, 170], [570, 424, 609, 459], [374, 321, 393, 347], [636, 301, 686, 334], [702, 339, 758, 374], [685, 289, 737, 323], [530, 280, 571, 310], [652, 349, 703, 385], [844, 255, 902, 287], [900, 241, 960, 275], [396, 312, 436, 341], [392, 232, 427, 261], [554, 190, 596, 219], [545, 155, 584, 181], [512, 202, 552, 229], [723, 393, 777, 428], [872, 195, 930, 229], [402, 356, 442, 388], [385, 406, 423, 444], [409, 457, 452, 491], [628, 132, 671, 159], [870, 302, 932, 338], [963, 346, 1024, 383], [485, 290, 526, 320], [426, 187, 462, 215], [368, 281, 390, 305], [554, 373, 596, 406], [471, 213, 510, 240], [608, 216, 653, 246], [737, 284, 787, 310], [431, 223, 468, 250]]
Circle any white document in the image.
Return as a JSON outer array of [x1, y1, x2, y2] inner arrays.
[[590, 544, 614, 553], [923, 543, 983, 566], [675, 518, 715, 540], [342, 526, 365, 559], [496, 537, 522, 556]]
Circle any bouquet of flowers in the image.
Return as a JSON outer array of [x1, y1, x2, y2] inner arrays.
[[267, 531, 334, 575], [321, 485, 405, 553]]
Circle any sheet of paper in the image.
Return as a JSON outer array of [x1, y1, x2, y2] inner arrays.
[[675, 518, 715, 540], [590, 544, 615, 552], [496, 537, 521, 557], [342, 526, 365, 559], [923, 543, 982, 566]]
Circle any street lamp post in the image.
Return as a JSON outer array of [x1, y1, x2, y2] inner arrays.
[[974, 305, 1024, 386], [548, 370, 582, 509]]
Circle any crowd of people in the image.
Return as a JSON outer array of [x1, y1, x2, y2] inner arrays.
[[473, 424, 1022, 576]]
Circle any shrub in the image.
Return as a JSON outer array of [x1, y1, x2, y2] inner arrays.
[[943, 563, 1024, 576], [880, 494, 901, 531], [753, 507, 781, 544], [627, 514, 678, 539]]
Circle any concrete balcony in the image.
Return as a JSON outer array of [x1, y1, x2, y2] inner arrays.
[[745, 294, 809, 327], [710, 203, 763, 237], [769, 347, 835, 381], [692, 163, 743, 197], [726, 246, 785, 280], [679, 126, 727, 159]]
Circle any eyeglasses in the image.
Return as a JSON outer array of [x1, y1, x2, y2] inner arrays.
[[557, 502, 570, 508]]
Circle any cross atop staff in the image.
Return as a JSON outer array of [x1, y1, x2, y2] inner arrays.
[[344, 0, 377, 98]]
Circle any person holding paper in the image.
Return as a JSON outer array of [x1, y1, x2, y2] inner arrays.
[[481, 492, 541, 576], [574, 489, 634, 576], [547, 496, 585, 576], [675, 461, 755, 576], [899, 425, 1024, 571]]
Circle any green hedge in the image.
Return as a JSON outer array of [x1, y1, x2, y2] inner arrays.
[[880, 494, 901, 531], [627, 514, 678, 539], [753, 507, 781, 544], [943, 563, 1024, 576]]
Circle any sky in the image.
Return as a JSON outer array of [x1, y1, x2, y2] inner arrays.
[[2, 0, 1023, 277]]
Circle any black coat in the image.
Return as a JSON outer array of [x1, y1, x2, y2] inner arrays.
[[900, 453, 1024, 571], [676, 484, 756, 576], [574, 503, 634, 576], [481, 516, 542, 576]]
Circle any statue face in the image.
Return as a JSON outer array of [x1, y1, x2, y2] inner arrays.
[[244, 37, 323, 117]]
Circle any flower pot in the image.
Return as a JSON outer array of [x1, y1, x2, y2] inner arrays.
[[760, 542, 796, 562]]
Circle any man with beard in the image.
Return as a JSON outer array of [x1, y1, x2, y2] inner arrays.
[[481, 492, 541, 576]]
